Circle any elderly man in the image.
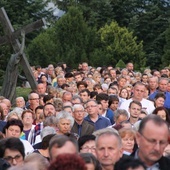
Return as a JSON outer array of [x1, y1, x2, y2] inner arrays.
[[71, 104, 94, 137], [133, 114, 170, 169], [94, 128, 123, 170], [84, 100, 111, 130], [149, 77, 170, 112], [119, 82, 155, 116]]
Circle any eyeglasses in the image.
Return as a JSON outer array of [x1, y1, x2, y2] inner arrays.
[[74, 110, 84, 113], [86, 105, 97, 109], [30, 98, 39, 100], [140, 133, 168, 147], [4, 155, 22, 162], [81, 146, 96, 152]]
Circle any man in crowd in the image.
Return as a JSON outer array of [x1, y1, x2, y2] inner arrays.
[[94, 128, 123, 170], [134, 114, 170, 169], [84, 99, 111, 130], [71, 104, 94, 136], [119, 82, 155, 116]]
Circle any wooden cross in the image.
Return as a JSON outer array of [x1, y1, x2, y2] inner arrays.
[[0, 7, 45, 101]]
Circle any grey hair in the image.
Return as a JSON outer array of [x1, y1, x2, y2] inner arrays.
[[56, 110, 74, 128], [43, 116, 58, 127], [93, 128, 122, 147], [72, 104, 84, 112], [40, 126, 56, 139], [114, 109, 129, 121]]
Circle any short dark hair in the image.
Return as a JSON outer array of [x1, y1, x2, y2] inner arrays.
[[43, 94, 54, 104], [0, 137, 25, 159], [49, 135, 78, 158], [3, 119, 23, 134], [115, 157, 146, 170], [77, 81, 88, 88], [79, 89, 90, 96], [129, 100, 142, 108], [78, 135, 96, 151], [96, 93, 109, 102], [108, 95, 119, 107]]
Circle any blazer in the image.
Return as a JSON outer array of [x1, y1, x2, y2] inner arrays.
[[71, 120, 95, 137]]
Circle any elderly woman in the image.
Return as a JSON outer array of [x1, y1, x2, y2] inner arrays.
[[118, 128, 136, 155], [56, 111, 74, 135]]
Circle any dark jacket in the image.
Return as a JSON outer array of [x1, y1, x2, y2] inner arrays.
[[71, 120, 94, 137], [131, 150, 170, 170]]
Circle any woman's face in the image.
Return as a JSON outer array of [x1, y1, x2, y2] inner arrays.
[[157, 110, 166, 120], [155, 97, 165, 107], [121, 134, 135, 152], [120, 89, 128, 99], [41, 75, 47, 82], [58, 118, 71, 134]]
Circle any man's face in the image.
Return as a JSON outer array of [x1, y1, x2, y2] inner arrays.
[[109, 70, 116, 78], [127, 63, 134, 72], [129, 103, 141, 119], [96, 134, 122, 168], [133, 85, 145, 101], [37, 84, 46, 94], [159, 79, 168, 92], [62, 94, 72, 103], [44, 105, 56, 117], [29, 93, 40, 106], [4, 149, 24, 166], [86, 101, 98, 115], [110, 101, 119, 111], [73, 108, 85, 122], [100, 100, 109, 111], [75, 75, 82, 82], [148, 78, 158, 90], [22, 112, 34, 126], [50, 141, 77, 161], [5, 125, 21, 138], [80, 92, 90, 103], [57, 78, 65, 86], [136, 121, 169, 166]]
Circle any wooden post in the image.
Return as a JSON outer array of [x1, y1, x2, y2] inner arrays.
[[0, 7, 45, 101]]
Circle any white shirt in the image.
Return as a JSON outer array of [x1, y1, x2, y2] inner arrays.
[[119, 98, 155, 117]]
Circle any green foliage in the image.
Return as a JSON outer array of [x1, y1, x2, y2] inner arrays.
[[116, 59, 126, 69], [162, 25, 170, 67], [27, 7, 96, 68], [91, 21, 146, 70]]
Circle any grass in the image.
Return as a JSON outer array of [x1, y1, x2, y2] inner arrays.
[[16, 87, 31, 100]]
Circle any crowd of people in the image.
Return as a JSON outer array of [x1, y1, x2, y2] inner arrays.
[[0, 62, 170, 170]]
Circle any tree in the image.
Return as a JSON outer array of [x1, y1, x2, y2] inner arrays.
[[162, 25, 170, 67], [0, 0, 53, 84], [27, 7, 96, 68], [90, 21, 146, 70]]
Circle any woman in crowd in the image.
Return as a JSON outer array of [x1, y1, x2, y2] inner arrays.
[[152, 107, 170, 125], [118, 128, 136, 155], [154, 92, 166, 108], [56, 111, 74, 135]]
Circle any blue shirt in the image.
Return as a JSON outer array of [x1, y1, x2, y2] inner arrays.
[[84, 115, 111, 130]]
